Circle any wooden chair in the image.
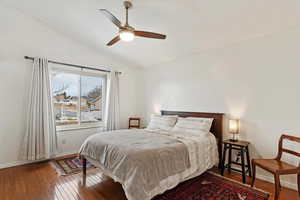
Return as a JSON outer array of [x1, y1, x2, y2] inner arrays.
[[251, 134, 300, 200]]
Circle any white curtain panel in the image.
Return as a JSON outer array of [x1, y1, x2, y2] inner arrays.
[[21, 58, 57, 161], [105, 71, 120, 131]]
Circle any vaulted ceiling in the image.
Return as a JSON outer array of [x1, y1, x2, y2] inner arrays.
[[3, 0, 300, 67]]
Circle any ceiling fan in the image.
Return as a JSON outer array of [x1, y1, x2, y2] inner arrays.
[[100, 1, 166, 46]]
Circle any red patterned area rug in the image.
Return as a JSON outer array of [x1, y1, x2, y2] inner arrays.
[[154, 171, 269, 200], [52, 157, 95, 176]]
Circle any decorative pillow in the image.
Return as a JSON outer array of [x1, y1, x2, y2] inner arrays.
[[146, 114, 178, 131], [171, 117, 214, 135]]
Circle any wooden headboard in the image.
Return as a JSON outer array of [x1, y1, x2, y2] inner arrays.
[[161, 110, 224, 167]]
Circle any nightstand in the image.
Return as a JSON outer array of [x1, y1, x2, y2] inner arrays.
[[128, 117, 141, 129], [221, 139, 252, 183]]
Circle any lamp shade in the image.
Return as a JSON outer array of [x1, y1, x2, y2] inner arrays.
[[229, 119, 239, 134]]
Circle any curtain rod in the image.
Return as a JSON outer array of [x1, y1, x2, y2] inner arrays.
[[24, 56, 121, 74]]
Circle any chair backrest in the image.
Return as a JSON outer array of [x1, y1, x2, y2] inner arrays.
[[276, 135, 300, 166]]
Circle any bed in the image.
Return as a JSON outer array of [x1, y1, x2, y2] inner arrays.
[[79, 110, 224, 200]]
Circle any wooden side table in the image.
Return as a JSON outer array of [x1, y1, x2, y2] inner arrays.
[[128, 117, 141, 129], [221, 139, 252, 183]]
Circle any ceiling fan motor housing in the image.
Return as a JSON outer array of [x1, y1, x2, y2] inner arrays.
[[120, 25, 134, 32]]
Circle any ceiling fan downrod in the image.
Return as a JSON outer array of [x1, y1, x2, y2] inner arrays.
[[124, 1, 132, 26]]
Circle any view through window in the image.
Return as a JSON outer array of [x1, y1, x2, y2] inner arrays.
[[51, 70, 105, 127]]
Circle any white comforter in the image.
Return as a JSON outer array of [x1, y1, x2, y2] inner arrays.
[[79, 129, 218, 200]]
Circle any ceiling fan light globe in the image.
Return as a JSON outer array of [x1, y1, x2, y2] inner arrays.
[[119, 30, 134, 42]]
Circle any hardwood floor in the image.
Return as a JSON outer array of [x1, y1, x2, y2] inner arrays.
[[0, 161, 298, 200], [219, 170, 299, 200]]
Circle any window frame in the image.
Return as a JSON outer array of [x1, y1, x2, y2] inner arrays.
[[50, 65, 107, 132]]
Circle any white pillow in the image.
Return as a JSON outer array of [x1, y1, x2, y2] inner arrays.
[[146, 114, 178, 131], [171, 117, 214, 136]]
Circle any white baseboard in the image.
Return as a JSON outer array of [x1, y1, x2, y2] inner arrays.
[[0, 160, 32, 169], [256, 173, 297, 191], [55, 151, 78, 157], [0, 151, 78, 169]]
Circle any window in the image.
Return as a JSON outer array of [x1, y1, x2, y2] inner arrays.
[[51, 68, 106, 129]]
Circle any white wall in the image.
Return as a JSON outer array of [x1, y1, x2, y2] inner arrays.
[[144, 28, 300, 189], [0, 3, 144, 168]]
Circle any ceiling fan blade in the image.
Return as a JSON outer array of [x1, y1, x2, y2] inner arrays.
[[134, 31, 166, 39], [107, 36, 120, 46], [99, 9, 122, 28]]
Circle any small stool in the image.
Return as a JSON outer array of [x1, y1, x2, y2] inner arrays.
[[128, 117, 141, 129], [221, 139, 252, 183]]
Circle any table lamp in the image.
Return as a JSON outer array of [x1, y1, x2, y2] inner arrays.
[[229, 119, 239, 142]]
